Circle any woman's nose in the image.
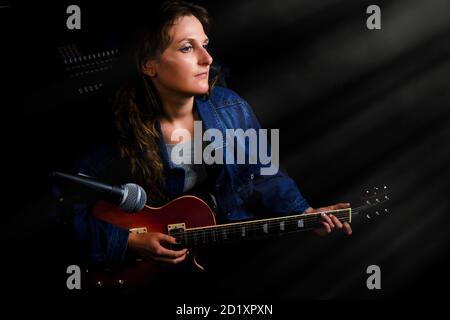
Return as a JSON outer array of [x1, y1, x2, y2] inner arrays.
[[199, 46, 213, 66]]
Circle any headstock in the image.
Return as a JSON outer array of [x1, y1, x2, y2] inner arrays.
[[353, 185, 391, 220]]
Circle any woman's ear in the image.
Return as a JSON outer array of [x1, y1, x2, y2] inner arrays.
[[142, 60, 157, 77]]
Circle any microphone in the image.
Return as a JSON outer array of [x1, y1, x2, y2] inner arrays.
[[51, 171, 147, 212]]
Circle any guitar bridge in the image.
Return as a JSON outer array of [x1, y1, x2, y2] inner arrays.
[[129, 227, 147, 234]]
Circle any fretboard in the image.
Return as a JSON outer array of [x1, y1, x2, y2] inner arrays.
[[171, 208, 351, 249]]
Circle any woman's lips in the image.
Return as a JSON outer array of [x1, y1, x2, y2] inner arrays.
[[195, 71, 208, 77]]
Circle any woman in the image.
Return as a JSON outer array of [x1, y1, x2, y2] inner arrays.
[[66, 0, 351, 270]]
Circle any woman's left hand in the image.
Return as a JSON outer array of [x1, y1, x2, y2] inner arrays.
[[305, 203, 353, 236]]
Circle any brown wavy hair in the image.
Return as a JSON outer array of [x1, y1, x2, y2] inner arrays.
[[112, 1, 216, 203]]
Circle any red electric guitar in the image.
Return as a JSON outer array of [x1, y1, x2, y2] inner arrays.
[[88, 186, 390, 289]]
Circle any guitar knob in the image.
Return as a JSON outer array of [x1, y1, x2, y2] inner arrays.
[[96, 281, 103, 288], [117, 279, 125, 286]]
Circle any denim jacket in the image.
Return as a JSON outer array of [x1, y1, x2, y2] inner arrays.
[[53, 86, 310, 265]]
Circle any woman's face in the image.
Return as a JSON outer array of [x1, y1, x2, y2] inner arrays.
[[145, 15, 213, 97]]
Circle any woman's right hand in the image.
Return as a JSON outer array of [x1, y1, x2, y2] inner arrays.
[[128, 232, 188, 266]]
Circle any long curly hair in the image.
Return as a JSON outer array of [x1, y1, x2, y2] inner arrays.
[[112, 1, 216, 203]]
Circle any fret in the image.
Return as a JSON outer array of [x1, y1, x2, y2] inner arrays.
[[183, 209, 352, 249], [225, 226, 234, 242], [201, 231, 207, 246], [186, 229, 211, 248], [282, 217, 296, 233], [241, 226, 246, 237], [183, 232, 189, 248], [279, 217, 300, 234], [222, 229, 228, 241], [262, 223, 269, 234], [228, 225, 238, 241], [193, 232, 198, 246], [247, 222, 263, 238], [310, 214, 322, 228], [243, 223, 255, 239]]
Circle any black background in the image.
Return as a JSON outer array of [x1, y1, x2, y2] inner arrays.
[[1, 0, 449, 300]]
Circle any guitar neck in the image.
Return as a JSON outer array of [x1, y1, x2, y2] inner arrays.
[[173, 208, 351, 249]]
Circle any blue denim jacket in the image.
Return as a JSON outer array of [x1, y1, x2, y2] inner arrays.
[[54, 86, 310, 265]]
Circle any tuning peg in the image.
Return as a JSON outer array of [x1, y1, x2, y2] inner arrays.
[[375, 211, 380, 216], [384, 208, 389, 214], [376, 198, 381, 203], [373, 187, 379, 195], [384, 195, 390, 200], [366, 199, 372, 205], [383, 185, 388, 190], [366, 214, 372, 219]]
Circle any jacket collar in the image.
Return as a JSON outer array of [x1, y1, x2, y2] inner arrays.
[[156, 94, 227, 196], [157, 94, 225, 169]]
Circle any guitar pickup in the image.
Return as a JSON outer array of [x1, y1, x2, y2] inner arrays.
[[167, 223, 186, 249], [167, 223, 186, 232]]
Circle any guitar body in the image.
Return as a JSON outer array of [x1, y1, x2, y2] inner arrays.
[[84, 186, 387, 290], [90, 195, 216, 289]]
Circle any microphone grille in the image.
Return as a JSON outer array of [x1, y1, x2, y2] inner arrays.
[[120, 183, 147, 212]]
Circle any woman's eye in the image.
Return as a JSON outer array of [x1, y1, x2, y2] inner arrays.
[[180, 45, 193, 53], [202, 43, 209, 50]]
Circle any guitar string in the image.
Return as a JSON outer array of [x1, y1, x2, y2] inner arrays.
[[176, 216, 350, 247], [171, 203, 386, 244], [179, 203, 374, 239], [172, 211, 352, 244], [189, 204, 367, 235]]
